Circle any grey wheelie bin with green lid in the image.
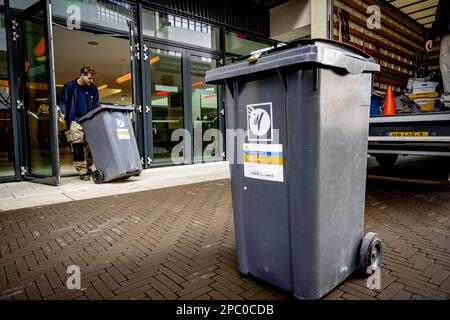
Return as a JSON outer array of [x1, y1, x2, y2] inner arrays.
[[78, 104, 142, 184], [205, 39, 382, 300]]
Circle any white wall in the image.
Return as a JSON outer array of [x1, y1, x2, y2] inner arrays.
[[270, 0, 311, 42], [270, 0, 329, 42], [311, 0, 329, 39]]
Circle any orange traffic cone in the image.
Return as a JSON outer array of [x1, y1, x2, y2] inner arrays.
[[383, 86, 396, 115]]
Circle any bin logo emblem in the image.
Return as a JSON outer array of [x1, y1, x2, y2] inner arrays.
[[116, 119, 125, 128], [247, 103, 273, 141]]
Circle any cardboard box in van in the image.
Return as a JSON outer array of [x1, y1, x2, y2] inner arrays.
[[405, 78, 438, 94], [415, 98, 436, 112]]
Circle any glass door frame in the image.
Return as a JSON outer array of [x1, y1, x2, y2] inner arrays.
[[134, 2, 149, 169], [1, 0, 21, 182], [15, 0, 60, 185], [143, 40, 223, 166]]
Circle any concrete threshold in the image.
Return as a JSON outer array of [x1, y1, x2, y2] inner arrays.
[[0, 162, 230, 212]]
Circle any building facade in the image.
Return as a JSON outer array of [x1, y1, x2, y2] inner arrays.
[[0, 0, 282, 185]]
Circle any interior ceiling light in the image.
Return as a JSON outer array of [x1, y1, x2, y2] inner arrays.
[[150, 56, 160, 64], [191, 81, 203, 88], [116, 73, 131, 84], [99, 88, 122, 98], [155, 85, 178, 93], [34, 38, 46, 57], [98, 84, 108, 90]]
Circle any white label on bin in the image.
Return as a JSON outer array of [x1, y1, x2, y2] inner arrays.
[[243, 144, 284, 182], [247, 103, 273, 142], [117, 128, 130, 140]]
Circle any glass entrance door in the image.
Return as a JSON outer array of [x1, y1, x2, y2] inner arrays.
[[189, 53, 221, 163], [52, 26, 135, 176], [147, 45, 185, 164], [143, 43, 223, 166], [17, 0, 59, 185]]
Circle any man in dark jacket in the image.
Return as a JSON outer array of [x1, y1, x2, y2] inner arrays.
[[58, 65, 99, 180], [425, 0, 450, 105]]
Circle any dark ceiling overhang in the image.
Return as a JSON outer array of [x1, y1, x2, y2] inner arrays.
[[141, 0, 273, 36], [249, 0, 291, 9]]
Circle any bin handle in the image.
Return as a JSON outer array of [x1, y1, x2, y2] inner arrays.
[[344, 58, 367, 74], [322, 48, 374, 74]]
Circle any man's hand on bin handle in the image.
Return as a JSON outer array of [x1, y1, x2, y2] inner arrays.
[[425, 40, 433, 52], [56, 105, 65, 124]]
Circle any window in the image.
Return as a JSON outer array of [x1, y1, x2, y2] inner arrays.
[[9, 1, 135, 34], [9, 0, 39, 9], [51, 0, 135, 33], [143, 9, 220, 50], [142, 8, 156, 37], [225, 31, 275, 64]]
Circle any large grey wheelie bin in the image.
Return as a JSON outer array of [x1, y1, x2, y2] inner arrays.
[[78, 104, 142, 184], [205, 39, 382, 300]]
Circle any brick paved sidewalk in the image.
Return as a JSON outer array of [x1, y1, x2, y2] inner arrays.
[[0, 179, 449, 300]]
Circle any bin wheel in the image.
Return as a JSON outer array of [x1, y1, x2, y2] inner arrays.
[[359, 232, 382, 276], [93, 170, 104, 184], [375, 154, 398, 169]]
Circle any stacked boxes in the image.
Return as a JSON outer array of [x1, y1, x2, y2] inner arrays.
[[405, 78, 439, 112]]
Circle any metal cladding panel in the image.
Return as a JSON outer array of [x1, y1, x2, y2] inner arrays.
[[142, 0, 270, 36]]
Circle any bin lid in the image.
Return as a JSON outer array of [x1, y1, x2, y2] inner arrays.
[[205, 39, 380, 84], [78, 104, 134, 123]]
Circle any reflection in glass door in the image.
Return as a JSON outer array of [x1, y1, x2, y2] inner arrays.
[[0, 12, 14, 177], [21, 17, 51, 176], [149, 48, 184, 164], [190, 55, 220, 163]]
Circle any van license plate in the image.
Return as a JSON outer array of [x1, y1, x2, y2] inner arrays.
[[388, 132, 429, 137]]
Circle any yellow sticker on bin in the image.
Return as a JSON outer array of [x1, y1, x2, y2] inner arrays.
[[243, 153, 283, 165], [117, 128, 131, 140]]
